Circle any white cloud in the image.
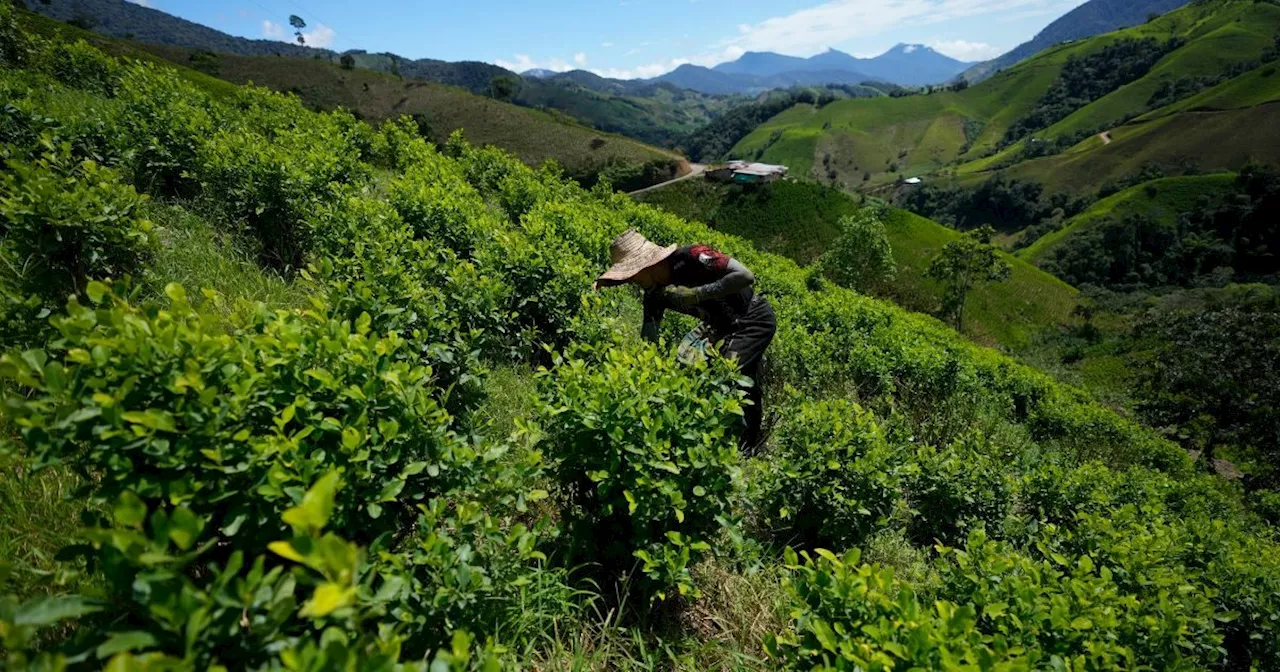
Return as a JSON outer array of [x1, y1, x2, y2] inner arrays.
[[574, 52, 587, 66], [721, 0, 1072, 58], [261, 20, 336, 48], [589, 45, 745, 80], [126, 0, 153, 7], [602, 42, 614, 48], [928, 39, 1004, 60], [494, 54, 575, 73]]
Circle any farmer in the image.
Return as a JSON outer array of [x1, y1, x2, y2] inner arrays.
[[594, 230, 777, 451]]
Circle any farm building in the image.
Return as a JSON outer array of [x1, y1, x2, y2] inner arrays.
[[707, 161, 789, 185]]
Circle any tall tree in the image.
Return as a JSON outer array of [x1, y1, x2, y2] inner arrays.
[[289, 15, 306, 45], [817, 209, 896, 295], [926, 225, 1011, 332]]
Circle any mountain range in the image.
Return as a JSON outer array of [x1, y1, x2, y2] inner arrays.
[[528, 45, 972, 96], [962, 0, 1193, 80]]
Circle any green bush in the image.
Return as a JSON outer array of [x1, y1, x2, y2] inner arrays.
[[307, 195, 509, 418], [117, 63, 218, 194], [0, 0, 29, 69], [0, 473, 514, 670], [760, 397, 904, 549], [940, 529, 1222, 668], [0, 143, 153, 302], [45, 40, 121, 96], [766, 547, 1017, 669], [907, 435, 1014, 545], [0, 284, 478, 549], [537, 341, 744, 601], [197, 115, 367, 271]]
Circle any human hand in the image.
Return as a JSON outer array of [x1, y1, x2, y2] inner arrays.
[[664, 285, 700, 307]]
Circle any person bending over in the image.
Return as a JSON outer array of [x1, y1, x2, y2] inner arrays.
[[595, 230, 776, 451]]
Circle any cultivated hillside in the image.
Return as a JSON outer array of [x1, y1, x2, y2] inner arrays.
[[962, 0, 1192, 81], [637, 180, 1078, 348], [731, 0, 1280, 200], [18, 13, 682, 189], [2, 2, 1278, 670], [1019, 173, 1238, 263]]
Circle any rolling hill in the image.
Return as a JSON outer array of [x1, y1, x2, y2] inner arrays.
[[729, 0, 1280, 205], [637, 179, 1078, 348], [962, 0, 1193, 81], [18, 12, 683, 186]]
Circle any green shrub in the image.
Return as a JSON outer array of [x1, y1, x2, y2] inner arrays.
[[117, 64, 218, 194], [907, 435, 1014, 545], [0, 0, 29, 69], [0, 143, 153, 302], [940, 529, 1222, 668], [45, 40, 121, 96], [0, 284, 478, 549], [0, 473, 514, 670], [307, 195, 509, 418], [766, 547, 1018, 669], [815, 208, 896, 295], [538, 341, 744, 601], [760, 397, 904, 549], [197, 117, 366, 271]]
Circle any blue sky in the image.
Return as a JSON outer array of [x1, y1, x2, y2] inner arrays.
[[127, 0, 1091, 78]]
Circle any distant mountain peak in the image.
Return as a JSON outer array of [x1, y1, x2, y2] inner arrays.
[[522, 68, 558, 78], [889, 43, 932, 55]]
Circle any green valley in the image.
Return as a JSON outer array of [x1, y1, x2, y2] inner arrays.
[[639, 180, 1078, 349], [731, 0, 1280, 201]]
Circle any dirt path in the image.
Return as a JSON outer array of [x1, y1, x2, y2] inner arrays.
[[628, 163, 706, 196], [1098, 131, 1113, 145]]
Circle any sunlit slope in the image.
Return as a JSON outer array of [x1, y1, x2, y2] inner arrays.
[[1020, 174, 1238, 262], [638, 180, 1077, 348], [729, 0, 1280, 190]]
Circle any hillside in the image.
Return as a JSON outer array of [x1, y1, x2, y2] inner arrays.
[[53, 36, 682, 188], [730, 0, 1280, 205], [1020, 173, 1238, 263], [2, 5, 1279, 669], [23, 0, 729, 149], [637, 180, 1078, 348], [963, 0, 1193, 81]]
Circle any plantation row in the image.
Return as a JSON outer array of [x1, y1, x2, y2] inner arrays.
[[1, 4, 1278, 669]]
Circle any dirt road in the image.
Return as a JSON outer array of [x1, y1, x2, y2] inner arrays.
[[628, 163, 706, 196], [1098, 131, 1113, 145]]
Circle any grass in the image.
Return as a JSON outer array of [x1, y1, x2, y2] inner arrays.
[[144, 203, 312, 313], [879, 208, 1079, 349], [1020, 173, 1238, 262], [0, 454, 87, 602], [639, 179, 1079, 349]]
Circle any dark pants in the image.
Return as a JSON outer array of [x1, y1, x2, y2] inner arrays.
[[722, 296, 777, 451]]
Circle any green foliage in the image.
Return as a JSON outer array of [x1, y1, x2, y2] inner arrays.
[[760, 397, 903, 549], [538, 341, 744, 601], [926, 226, 1012, 332], [907, 436, 1014, 545], [0, 141, 153, 317], [45, 39, 122, 96], [815, 208, 896, 295], [1046, 166, 1280, 288], [1004, 37, 1179, 144], [197, 110, 367, 271], [766, 547, 1015, 670], [1132, 300, 1280, 480], [0, 284, 481, 549], [0, 0, 29, 69], [117, 63, 218, 193]]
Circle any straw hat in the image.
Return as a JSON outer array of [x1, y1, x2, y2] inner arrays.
[[597, 230, 677, 283]]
